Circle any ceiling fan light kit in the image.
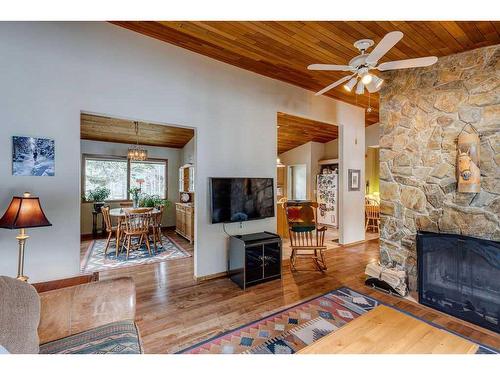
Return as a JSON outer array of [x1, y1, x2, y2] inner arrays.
[[355, 80, 365, 95], [366, 75, 384, 93], [359, 68, 373, 85], [343, 77, 358, 92], [308, 30, 438, 101]]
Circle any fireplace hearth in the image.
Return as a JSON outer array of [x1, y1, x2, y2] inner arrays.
[[417, 231, 500, 333]]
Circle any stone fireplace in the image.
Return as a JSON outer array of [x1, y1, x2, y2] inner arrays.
[[379, 44, 500, 291]]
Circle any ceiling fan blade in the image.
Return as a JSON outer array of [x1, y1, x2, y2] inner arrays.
[[365, 31, 403, 65], [315, 74, 355, 96], [308, 64, 353, 71], [377, 56, 438, 71]]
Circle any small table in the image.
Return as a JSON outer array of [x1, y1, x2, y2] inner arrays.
[[298, 305, 478, 354], [109, 207, 160, 256], [92, 207, 106, 238]]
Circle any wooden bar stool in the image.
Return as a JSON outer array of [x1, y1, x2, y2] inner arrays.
[[365, 203, 380, 233]]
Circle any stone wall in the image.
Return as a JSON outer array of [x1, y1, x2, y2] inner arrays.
[[379, 44, 500, 290]]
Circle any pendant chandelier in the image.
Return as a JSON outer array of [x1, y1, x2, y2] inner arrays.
[[127, 121, 148, 161]]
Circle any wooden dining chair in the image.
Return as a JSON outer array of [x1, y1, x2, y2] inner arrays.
[[150, 205, 165, 252], [101, 206, 122, 256], [121, 211, 153, 259], [284, 201, 328, 272], [365, 203, 380, 233]]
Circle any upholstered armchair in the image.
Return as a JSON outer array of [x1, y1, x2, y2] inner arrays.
[[0, 276, 142, 354]]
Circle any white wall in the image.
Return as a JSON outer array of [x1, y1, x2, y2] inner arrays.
[[323, 123, 379, 160], [323, 139, 339, 159], [180, 137, 195, 165], [278, 141, 326, 200], [0, 22, 365, 281], [80, 140, 181, 233], [310, 142, 326, 199], [365, 123, 380, 150], [279, 142, 312, 199], [339, 115, 366, 244]]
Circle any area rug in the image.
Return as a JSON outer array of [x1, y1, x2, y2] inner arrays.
[[82, 234, 191, 273], [178, 287, 498, 354]]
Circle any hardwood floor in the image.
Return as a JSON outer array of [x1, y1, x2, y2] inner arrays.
[[80, 229, 500, 353]]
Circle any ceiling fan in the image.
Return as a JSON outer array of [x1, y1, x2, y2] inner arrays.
[[308, 31, 438, 96]]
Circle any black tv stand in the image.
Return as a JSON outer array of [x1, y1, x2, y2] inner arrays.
[[228, 231, 282, 289]]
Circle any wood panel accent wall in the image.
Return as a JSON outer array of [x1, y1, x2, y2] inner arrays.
[[111, 21, 500, 126]]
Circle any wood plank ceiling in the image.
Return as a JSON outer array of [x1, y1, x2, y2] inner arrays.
[[278, 112, 338, 154], [111, 21, 500, 126], [81, 113, 194, 148]]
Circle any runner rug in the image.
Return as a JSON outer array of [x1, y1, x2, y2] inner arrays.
[[178, 287, 498, 354], [82, 234, 191, 273]]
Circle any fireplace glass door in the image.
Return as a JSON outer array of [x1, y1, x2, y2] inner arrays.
[[417, 231, 500, 333]]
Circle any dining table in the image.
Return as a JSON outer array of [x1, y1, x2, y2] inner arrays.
[[109, 207, 160, 256]]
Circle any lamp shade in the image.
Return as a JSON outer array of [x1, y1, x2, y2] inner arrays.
[[366, 75, 384, 93], [355, 81, 365, 95], [0, 193, 52, 229]]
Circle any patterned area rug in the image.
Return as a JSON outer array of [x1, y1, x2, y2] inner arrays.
[[82, 234, 191, 273], [179, 287, 498, 354]]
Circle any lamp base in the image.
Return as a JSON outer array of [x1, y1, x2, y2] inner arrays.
[[16, 229, 30, 283]]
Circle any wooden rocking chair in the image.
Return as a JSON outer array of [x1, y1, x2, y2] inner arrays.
[[284, 201, 327, 272]]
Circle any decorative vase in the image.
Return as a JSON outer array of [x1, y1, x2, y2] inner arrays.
[[133, 197, 139, 208], [93, 202, 105, 212]]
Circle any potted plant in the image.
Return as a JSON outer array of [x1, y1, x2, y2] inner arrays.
[[129, 187, 142, 208], [140, 194, 170, 209], [86, 187, 110, 211]]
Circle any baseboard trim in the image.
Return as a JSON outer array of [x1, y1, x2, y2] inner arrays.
[[339, 236, 379, 248], [194, 271, 228, 282]]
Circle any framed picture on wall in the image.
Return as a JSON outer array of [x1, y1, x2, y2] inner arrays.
[[12, 136, 55, 176], [348, 169, 360, 191]]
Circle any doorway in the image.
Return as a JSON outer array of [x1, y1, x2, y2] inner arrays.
[[79, 112, 196, 274], [275, 111, 340, 258]]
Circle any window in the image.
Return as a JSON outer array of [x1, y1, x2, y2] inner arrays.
[[83, 155, 167, 201], [130, 160, 167, 199], [85, 158, 128, 200]]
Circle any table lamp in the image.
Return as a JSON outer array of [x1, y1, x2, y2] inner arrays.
[[0, 192, 52, 282]]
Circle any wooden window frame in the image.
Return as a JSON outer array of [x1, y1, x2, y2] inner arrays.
[[82, 153, 168, 202]]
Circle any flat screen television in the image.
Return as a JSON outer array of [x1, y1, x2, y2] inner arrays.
[[210, 177, 275, 224]]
